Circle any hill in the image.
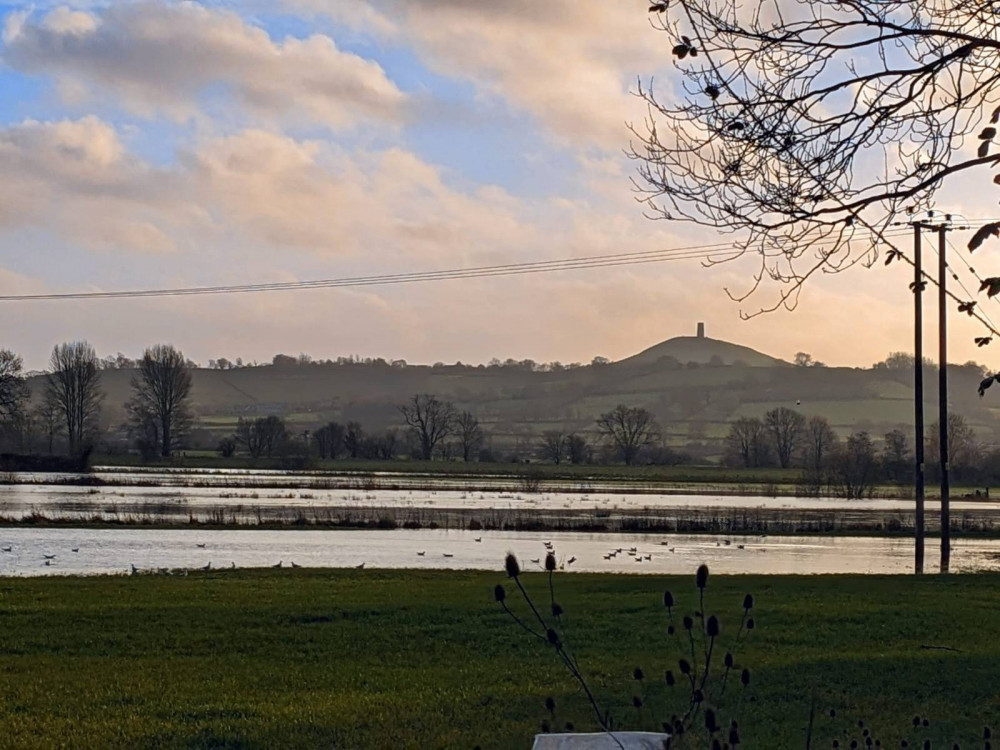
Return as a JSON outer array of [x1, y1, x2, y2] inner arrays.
[[617, 335, 787, 368], [23, 336, 1000, 460]]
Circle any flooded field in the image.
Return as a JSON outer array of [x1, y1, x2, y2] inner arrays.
[[0, 527, 995, 577], [0, 467, 996, 534]]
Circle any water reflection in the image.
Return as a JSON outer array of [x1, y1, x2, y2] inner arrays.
[[0, 527, 996, 577]]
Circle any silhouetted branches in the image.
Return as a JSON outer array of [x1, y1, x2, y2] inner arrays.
[[633, 0, 1000, 311]]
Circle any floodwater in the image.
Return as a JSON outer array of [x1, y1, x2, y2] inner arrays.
[[0, 468, 997, 523], [0, 527, 996, 577]]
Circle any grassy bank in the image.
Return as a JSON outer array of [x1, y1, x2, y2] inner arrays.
[[0, 570, 997, 748]]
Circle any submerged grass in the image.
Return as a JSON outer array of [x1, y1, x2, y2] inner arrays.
[[0, 570, 998, 748]]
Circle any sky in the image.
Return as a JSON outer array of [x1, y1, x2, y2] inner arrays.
[[0, 0, 998, 371]]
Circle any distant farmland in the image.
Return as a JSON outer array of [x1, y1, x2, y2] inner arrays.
[[26, 335, 1000, 458]]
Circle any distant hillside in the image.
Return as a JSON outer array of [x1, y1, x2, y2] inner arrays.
[[617, 335, 787, 368], [24, 336, 1000, 460]]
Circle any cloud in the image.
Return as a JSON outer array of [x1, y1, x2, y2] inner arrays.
[[0, 116, 194, 252], [290, 0, 670, 149], [2, 2, 407, 129]]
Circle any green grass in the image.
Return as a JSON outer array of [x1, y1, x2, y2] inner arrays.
[[0, 570, 998, 748]]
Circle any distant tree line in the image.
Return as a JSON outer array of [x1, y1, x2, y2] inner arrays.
[[0, 341, 194, 461], [724, 406, 996, 498]]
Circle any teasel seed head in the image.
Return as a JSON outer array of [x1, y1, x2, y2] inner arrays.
[[505, 553, 520, 578], [696, 564, 709, 590], [707, 615, 720, 638]]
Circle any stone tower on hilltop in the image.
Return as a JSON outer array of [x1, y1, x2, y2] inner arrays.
[[697, 322, 705, 338]]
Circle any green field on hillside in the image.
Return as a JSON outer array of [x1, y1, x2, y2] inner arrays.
[[0, 569, 997, 748]]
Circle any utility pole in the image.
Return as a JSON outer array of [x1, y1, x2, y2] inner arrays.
[[913, 225, 925, 574], [938, 225, 950, 574]]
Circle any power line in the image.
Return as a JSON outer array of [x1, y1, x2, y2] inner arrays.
[[0, 233, 913, 302]]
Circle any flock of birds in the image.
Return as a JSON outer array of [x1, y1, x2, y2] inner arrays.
[[2, 545, 81, 567], [0, 533, 752, 573]]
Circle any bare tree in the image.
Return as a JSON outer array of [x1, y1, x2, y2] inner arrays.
[[0, 350, 28, 425], [725, 417, 771, 468], [882, 429, 912, 483], [399, 394, 457, 461], [33, 400, 60, 455], [343, 421, 365, 459], [595, 405, 660, 466], [126, 345, 192, 458], [802, 416, 838, 474], [313, 422, 346, 460], [455, 411, 484, 462], [928, 412, 980, 476], [832, 432, 878, 499], [764, 407, 806, 469], [234, 416, 286, 459], [566, 434, 591, 465], [633, 1, 1000, 315], [538, 430, 566, 464], [45, 341, 103, 456]]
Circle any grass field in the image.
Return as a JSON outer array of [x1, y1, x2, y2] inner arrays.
[[0, 569, 998, 748]]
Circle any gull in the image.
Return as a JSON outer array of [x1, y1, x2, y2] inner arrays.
[[416, 551, 426, 556], [273, 560, 282, 568], [355, 562, 365, 569]]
